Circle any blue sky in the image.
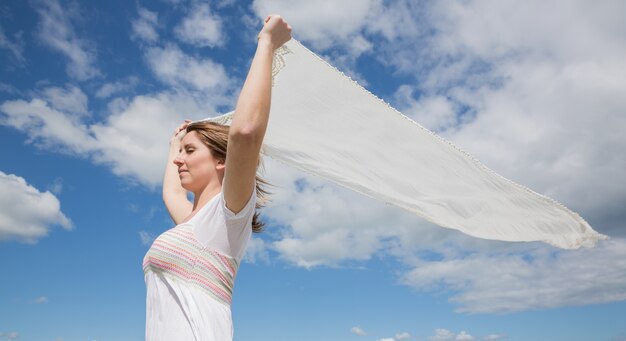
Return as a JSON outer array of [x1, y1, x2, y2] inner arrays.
[[1, 1, 626, 341]]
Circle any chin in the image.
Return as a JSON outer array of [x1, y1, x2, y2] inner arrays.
[[179, 179, 192, 191]]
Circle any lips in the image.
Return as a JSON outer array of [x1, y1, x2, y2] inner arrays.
[[178, 169, 188, 174]]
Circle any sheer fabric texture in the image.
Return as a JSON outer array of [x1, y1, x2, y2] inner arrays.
[[197, 39, 606, 249]]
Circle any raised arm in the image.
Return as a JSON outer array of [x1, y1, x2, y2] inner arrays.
[[222, 15, 292, 214], [163, 120, 193, 224]]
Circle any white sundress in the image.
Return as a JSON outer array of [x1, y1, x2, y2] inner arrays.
[[143, 188, 256, 341]]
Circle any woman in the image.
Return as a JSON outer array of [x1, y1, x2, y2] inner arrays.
[[142, 15, 292, 341]]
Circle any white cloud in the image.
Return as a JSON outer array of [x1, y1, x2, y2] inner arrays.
[[431, 1, 626, 64], [34, 295, 49, 304], [370, 330, 410, 340], [429, 329, 478, 341], [318, 42, 372, 87], [1, 87, 228, 188], [393, 86, 458, 133], [395, 332, 411, 340], [34, 0, 100, 80], [132, 7, 159, 43], [88, 92, 208, 187], [0, 82, 20, 95], [261, 156, 482, 268], [95, 77, 139, 99], [250, 0, 382, 79], [249, 0, 420, 78], [402, 238, 626, 313], [215, 0, 236, 8], [139, 230, 156, 246], [0, 97, 98, 154], [350, 326, 367, 336], [0, 171, 72, 243], [0, 25, 25, 64], [145, 44, 231, 91], [263, 160, 408, 268], [40, 85, 88, 116], [243, 236, 270, 264], [0, 332, 19, 341], [174, 4, 223, 47], [252, 0, 378, 50], [363, 0, 423, 42], [3, 5, 235, 191], [387, 328, 502, 341], [47, 177, 63, 194], [430, 329, 455, 341], [456, 331, 474, 341]]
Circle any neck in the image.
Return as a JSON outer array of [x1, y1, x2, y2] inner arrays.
[[192, 178, 223, 211]]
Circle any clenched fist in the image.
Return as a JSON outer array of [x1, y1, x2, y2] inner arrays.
[[257, 15, 292, 50]]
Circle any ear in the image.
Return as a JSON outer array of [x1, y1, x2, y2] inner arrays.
[[216, 159, 226, 171]]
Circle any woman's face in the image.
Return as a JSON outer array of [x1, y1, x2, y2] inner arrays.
[[174, 131, 224, 193]]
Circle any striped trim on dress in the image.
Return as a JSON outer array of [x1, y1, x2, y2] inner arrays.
[[143, 224, 239, 306]]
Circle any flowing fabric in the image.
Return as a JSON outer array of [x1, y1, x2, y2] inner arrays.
[[197, 38, 607, 250]]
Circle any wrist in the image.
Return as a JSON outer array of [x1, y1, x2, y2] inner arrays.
[[257, 35, 277, 51]]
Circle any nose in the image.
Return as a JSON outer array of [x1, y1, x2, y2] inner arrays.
[[173, 154, 184, 166]]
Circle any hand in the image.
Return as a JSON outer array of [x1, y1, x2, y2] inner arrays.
[[257, 15, 292, 50], [170, 119, 191, 146]]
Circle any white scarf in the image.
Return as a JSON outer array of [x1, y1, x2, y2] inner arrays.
[[198, 39, 607, 249]]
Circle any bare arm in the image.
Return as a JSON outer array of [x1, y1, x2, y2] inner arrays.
[[223, 15, 291, 213], [163, 120, 193, 224]]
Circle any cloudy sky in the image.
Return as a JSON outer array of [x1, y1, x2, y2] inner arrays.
[[1, 0, 625, 340]]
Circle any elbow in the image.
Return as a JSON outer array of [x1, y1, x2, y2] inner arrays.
[[229, 107, 269, 144], [229, 123, 264, 145]]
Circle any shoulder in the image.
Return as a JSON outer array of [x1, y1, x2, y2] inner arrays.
[[221, 186, 257, 222]]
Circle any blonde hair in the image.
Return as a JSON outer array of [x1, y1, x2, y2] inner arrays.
[[186, 121, 270, 233]]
